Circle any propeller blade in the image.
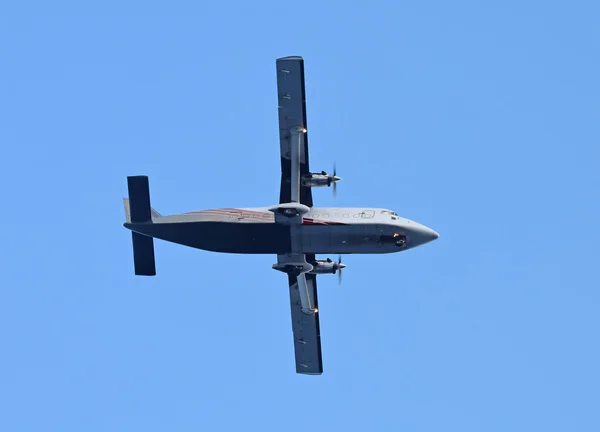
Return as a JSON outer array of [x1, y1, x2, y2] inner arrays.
[[332, 163, 339, 198]]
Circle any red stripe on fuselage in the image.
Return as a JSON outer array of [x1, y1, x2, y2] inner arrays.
[[303, 218, 346, 225], [185, 209, 347, 225]]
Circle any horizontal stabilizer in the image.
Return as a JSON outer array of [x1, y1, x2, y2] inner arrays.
[[126, 175, 157, 276], [131, 232, 156, 276], [127, 176, 152, 223]]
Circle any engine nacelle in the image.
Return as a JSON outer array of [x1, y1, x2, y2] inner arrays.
[[301, 171, 341, 188], [308, 259, 346, 275]]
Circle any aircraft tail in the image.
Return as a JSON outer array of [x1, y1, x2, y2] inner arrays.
[[123, 198, 162, 222], [124, 175, 157, 276]]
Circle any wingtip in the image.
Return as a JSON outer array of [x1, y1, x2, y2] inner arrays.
[[296, 369, 323, 375], [277, 55, 304, 62]]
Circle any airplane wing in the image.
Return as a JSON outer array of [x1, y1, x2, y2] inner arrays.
[[287, 256, 323, 375], [276, 56, 313, 207], [276, 58, 322, 374]]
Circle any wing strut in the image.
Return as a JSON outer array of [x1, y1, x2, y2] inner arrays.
[[289, 126, 305, 203], [296, 272, 315, 314]]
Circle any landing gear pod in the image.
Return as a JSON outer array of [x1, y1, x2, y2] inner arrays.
[[272, 261, 314, 274], [268, 202, 311, 217], [268, 203, 311, 224]]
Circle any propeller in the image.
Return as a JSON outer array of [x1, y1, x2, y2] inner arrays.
[[335, 254, 346, 285], [332, 163, 340, 197]]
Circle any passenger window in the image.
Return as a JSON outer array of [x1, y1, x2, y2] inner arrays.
[[313, 214, 319, 218], [323, 214, 329, 218], [343, 214, 349, 218]]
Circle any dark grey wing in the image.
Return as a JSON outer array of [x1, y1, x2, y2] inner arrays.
[[276, 58, 320, 373], [276, 56, 313, 207], [287, 264, 322, 374]]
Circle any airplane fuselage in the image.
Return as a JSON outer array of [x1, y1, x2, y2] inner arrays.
[[124, 207, 439, 255]]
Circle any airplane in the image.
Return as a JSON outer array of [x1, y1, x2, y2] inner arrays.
[[122, 56, 439, 375]]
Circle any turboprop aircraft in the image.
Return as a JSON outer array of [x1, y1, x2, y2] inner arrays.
[[122, 56, 439, 375]]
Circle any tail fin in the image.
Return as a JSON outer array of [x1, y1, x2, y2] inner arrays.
[[123, 198, 162, 222], [125, 176, 156, 276]]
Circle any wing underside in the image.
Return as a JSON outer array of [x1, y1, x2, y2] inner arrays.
[[287, 256, 322, 375], [276, 57, 322, 374], [276, 56, 313, 207]]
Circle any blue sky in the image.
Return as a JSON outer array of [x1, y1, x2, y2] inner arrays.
[[1, 1, 599, 430]]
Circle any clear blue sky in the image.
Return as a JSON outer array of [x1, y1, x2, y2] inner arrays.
[[1, 1, 599, 431]]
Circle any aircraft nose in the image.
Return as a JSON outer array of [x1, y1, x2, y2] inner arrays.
[[426, 227, 439, 241], [409, 223, 439, 246]]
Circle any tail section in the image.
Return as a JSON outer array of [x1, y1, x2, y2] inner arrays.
[[130, 232, 156, 276], [127, 175, 152, 223], [125, 176, 156, 276], [150, 207, 162, 219], [123, 198, 162, 222]]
